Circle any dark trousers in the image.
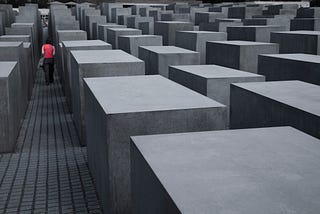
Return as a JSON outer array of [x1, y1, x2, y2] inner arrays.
[[44, 58, 54, 84]]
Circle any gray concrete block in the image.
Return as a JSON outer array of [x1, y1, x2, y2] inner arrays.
[[0, 42, 27, 119], [0, 35, 30, 42], [111, 7, 131, 24], [127, 16, 154, 34], [228, 5, 263, 19], [195, 12, 227, 25], [62, 40, 112, 111], [84, 75, 227, 214], [154, 21, 194, 45], [199, 19, 243, 32], [176, 31, 227, 64], [107, 27, 142, 49], [290, 18, 320, 31], [85, 15, 106, 39], [131, 126, 320, 214], [270, 31, 320, 54], [138, 21, 154, 35], [97, 23, 126, 42], [206, 40, 279, 73], [244, 17, 292, 31], [227, 25, 287, 42], [102, 3, 123, 22], [297, 7, 320, 18], [230, 80, 320, 139], [118, 35, 163, 57], [70, 50, 145, 145], [118, 14, 139, 26], [139, 46, 200, 78], [57, 30, 87, 43], [169, 64, 265, 123], [258, 53, 320, 85], [0, 62, 22, 153]]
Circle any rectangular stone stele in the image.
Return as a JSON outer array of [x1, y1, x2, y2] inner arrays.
[[57, 30, 87, 42], [258, 53, 320, 86], [175, 31, 227, 64], [70, 49, 145, 146], [0, 35, 31, 42], [230, 80, 320, 139], [97, 23, 126, 42], [227, 25, 287, 42], [169, 64, 265, 123], [0, 62, 21, 153], [130, 126, 320, 214], [270, 30, 320, 54], [154, 21, 194, 45], [118, 35, 163, 57], [138, 45, 200, 78], [62, 40, 112, 111], [206, 40, 279, 73], [84, 75, 227, 214], [107, 27, 142, 49]]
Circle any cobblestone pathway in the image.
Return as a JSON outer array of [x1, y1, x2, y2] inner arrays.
[[0, 71, 102, 213]]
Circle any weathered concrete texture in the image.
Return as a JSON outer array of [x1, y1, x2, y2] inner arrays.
[[70, 50, 145, 145], [0, 62, 21, 153], [118, 14, 138, 26], [228, 5, 263, 19], [127, 16, 154, 34], [0, 42, 28, 120], [290, 18, 320, 31], [258, 53, 320, 85], [195, 12, 227, 25], [227, 25, 287, 42], [270, 31, 320, 54], [118, 35, 163, 57], [97, 23, 126, 43], [102, 3, 123, 22], [154, 21, 194, 45], [131, 126, 320, 214], [199, 19, 243, 32], [62, 40, 112, 112], [206, 40, 279, 73], [175, 31, 227, 64], [0, 35, 30, 42], [169, 64, 265, 123], [107, 27, 142, 49], [139, 46, 200, 78], [230, 80, 320, 139], [84, 75, 227, 214]]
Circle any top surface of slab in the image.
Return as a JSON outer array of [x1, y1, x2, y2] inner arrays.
[[63, 40, 110, 47], [171, 65, 263, 79], [0, 42, 22, 47], [108, 28, 140, 32], [209, 40, 276, 46], [131, 126, 320, 214], [273, 30, 320, 35], [179, 31, 226, 34], [156, 21, 192, 24], [57, 30, 86, 33], [0, 62, 17, 78], [0, 35, 30, 39], [119, 35, 161, 38], [260, 53, 320, 64], [140, 46, 198, 54], [229, 25, 282, 28], [233, 80, 320, 116], [84, 75, 224, 114], [71, 50, 143, 64]]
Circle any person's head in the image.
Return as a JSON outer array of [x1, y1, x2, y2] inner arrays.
[[46, 38, 52, 45]]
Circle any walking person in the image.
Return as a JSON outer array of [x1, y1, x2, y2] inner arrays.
[[42, 38, 55, 85]]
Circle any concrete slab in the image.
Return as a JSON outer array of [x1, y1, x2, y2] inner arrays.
[[84, 75, 227, 214], [228, 5, 263, 19], [270, 30, 320, 54], [97, 23, 126, 43], [139, 46, 200, 78], [111, 7, 131, 24], [195, 12, 227, 25], [227, 25, 287, 42], [154, 21, 194, 45], [107, 27, 142, 49], [62, 40, 112, 111], [258, 53, 320, 85], [70, 49, 145, 145], [118, 35, 163, 57], [175, 31, 227, 64], [290, 18, 320, 31], [0, 62, 22, 153], [169, 64, 265, 123], [230, 80, 320, 139], [206, 40, 279, 73], [199, 19, 243, 32], [131, 126, 320, 214], [85, 15, 106, 39]]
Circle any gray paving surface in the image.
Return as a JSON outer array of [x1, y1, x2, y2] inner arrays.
[[0, 71, 102, 213]]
